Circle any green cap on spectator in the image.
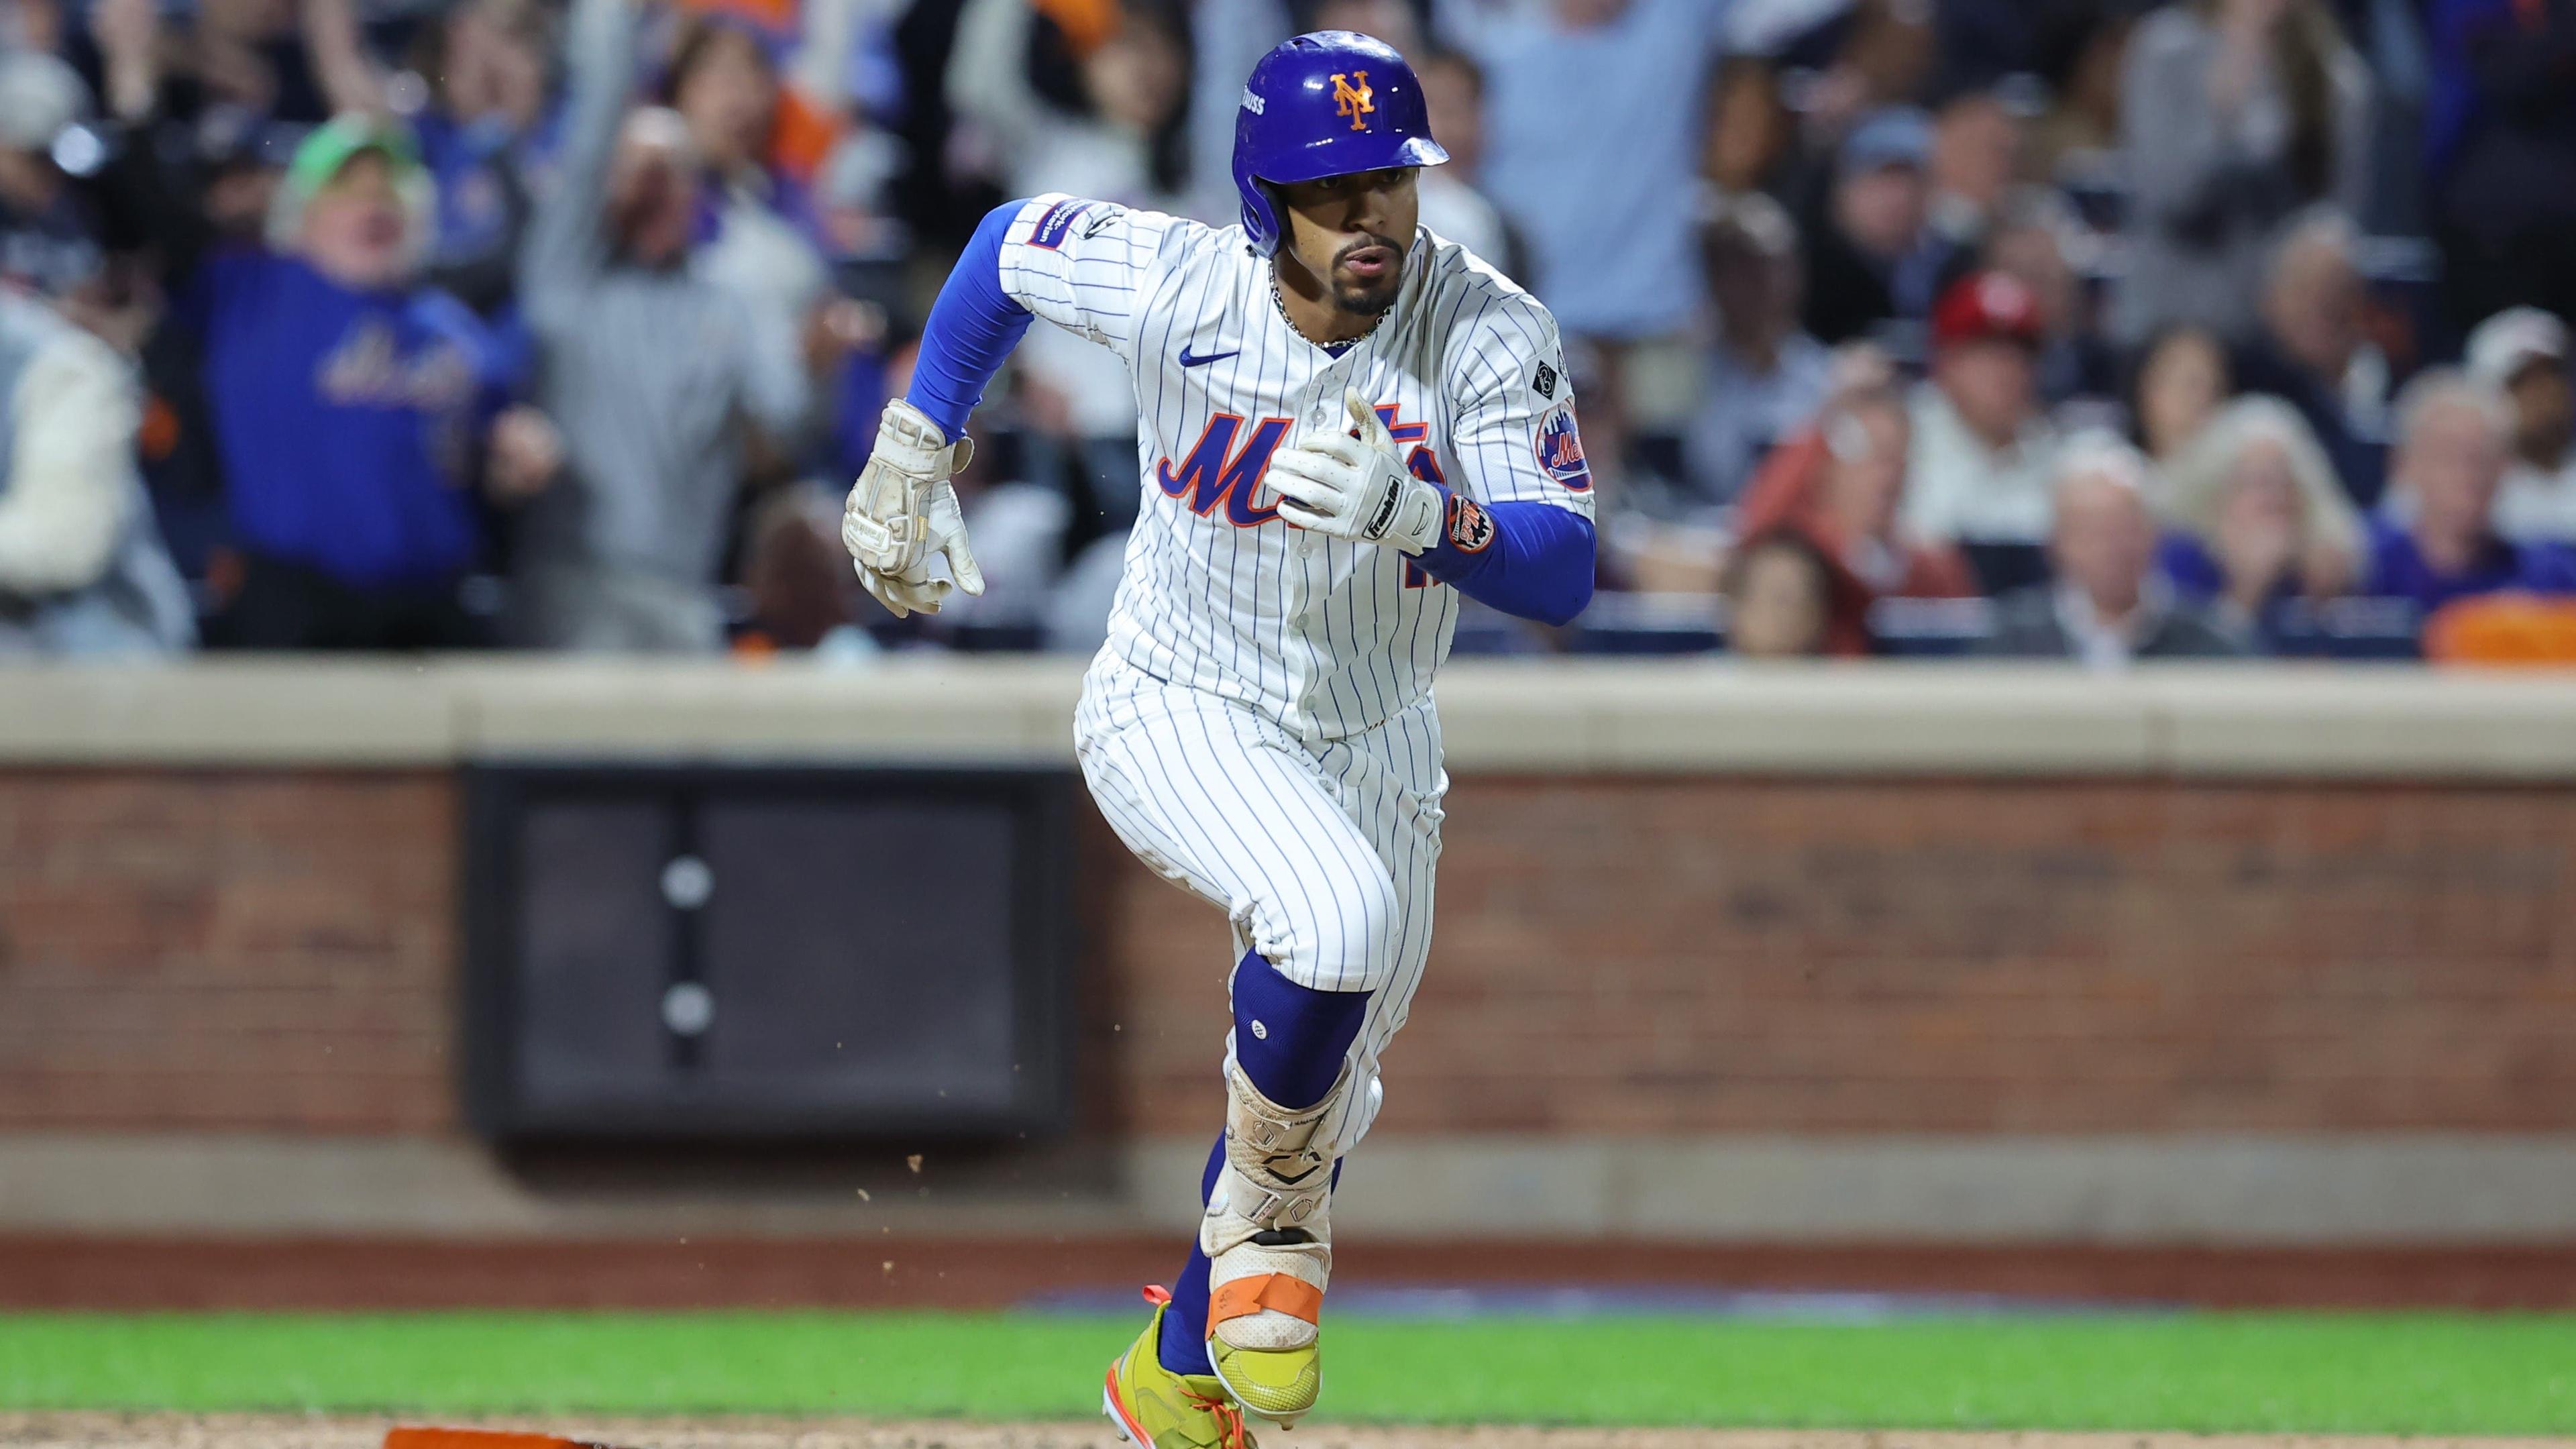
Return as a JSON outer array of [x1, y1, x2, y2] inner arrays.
[[266, 113, 437, 260], [283, 114, 423, 201]]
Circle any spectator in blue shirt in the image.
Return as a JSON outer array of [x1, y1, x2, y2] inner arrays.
[[170, 117, 560, 648], [2155, 395, 2364, 647], [409, 0, 562, 317], [1444, 0, 1726, 341], [2365, 369, 2576, 614]]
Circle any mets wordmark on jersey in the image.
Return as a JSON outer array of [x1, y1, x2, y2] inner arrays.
[[996, 193, 1595, 743]]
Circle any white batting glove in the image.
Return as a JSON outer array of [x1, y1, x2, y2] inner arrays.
[[855, 557, 949, 618], [1268, 389, 1444, 553], [841, 398, 986, 618]]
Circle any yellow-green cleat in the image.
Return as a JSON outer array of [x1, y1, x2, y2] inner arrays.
[[1208, 1335, 1319, 1426], [1103, 1287, 1258, 1449]]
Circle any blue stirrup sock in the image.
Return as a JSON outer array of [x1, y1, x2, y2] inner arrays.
[[1156, 951, 1370, 1377], [1229, 949, 1372, 1110], [1157, 1139, 1226, 1377]]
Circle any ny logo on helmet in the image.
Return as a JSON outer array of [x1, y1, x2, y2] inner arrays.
[[1332, 71, 1374, 131]]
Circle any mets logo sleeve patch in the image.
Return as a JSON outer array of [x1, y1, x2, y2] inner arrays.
[[1446, 494, 1495, 553], [1536, 402, 1591, 492]]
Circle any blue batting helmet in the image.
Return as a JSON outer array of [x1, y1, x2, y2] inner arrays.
[[1232, 31, 1448, 257]]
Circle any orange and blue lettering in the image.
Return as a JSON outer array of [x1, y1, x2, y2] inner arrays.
[[1157, 413, 1292, 528], [1367, 405, 1444, 484]]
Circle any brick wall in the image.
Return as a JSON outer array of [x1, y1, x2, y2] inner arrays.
[[5, 769, 2573, 1136], [1098, 778, 2576, 1135], [0, 771, 455, 1131]]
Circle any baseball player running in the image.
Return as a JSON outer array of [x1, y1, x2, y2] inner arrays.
[[841, 30, 1596, 1449]]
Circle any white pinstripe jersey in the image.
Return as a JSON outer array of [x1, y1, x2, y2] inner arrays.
[[996, 192, 1595, 741]]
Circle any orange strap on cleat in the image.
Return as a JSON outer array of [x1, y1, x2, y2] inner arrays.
[[1206, 1272, 1324, 1333]]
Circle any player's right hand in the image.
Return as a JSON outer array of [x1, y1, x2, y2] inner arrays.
[[1269, 390, 1444, 553], [841, 398, 986, 619]]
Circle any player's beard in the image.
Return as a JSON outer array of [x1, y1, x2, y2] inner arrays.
[[1329, 232, 1406, 317]]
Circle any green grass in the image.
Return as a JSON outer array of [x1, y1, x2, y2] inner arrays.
[[4, 1311, 2575, 1433]]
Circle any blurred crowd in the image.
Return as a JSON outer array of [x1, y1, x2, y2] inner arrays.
[[5, 0, 2576, 663]]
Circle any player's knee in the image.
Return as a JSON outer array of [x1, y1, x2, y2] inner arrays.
[[1276, 870, 1404, 993]]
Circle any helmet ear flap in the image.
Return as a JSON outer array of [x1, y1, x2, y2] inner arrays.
[[1252, 180, 1286, 258], [1241, 178, 1285, 256]]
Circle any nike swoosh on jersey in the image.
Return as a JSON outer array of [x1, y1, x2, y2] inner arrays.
[[1179, 345, 1241, 368]]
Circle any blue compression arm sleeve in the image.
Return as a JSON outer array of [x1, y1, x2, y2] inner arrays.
[[1414, 498, 1597, 627], [903, 202, 1034, 439]]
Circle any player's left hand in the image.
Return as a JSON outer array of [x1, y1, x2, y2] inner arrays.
[[1268, 390, 1444, 553], [842, 398, 986, 619], [851, 475, 975, 619]]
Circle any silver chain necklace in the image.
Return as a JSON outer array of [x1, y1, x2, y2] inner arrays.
[[1271, 266, 1391, 351]]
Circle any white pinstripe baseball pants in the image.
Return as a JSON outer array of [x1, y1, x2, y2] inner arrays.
[[1075, 653, 1446, 1155]]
